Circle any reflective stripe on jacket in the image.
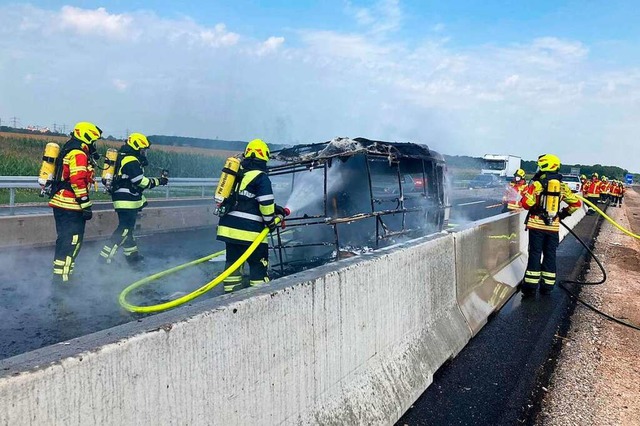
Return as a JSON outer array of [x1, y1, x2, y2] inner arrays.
[[111, 148, 158, 210], [49, 141, 92, 211], [586, 179, 601, 198], [217, 161, 275, 245], [504, 179, 526, 210], [520, 175, 581, 233]]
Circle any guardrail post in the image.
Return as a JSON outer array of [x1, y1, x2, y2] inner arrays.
[[10, 187, 15, 208], [165, 186, 170, 199], [201, 186, 205, 198]]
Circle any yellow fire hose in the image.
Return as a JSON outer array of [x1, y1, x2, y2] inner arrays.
[[577, 194, 640, 240], [119, 224, 273, 313]]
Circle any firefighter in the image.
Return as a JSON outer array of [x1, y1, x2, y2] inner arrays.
[[600, 176, 610, 203], [49, 122, 102, 284], [216, 138, 289, 292], [579, 174, 588, 195], [502, 168, 527, 212], [584, 172, 600, 214], [99, 133, 168, 265], [520, 154, 581, 295]]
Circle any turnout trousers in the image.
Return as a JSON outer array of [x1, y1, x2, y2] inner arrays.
[[100, 210, 141, 263], [523, 228, 559, 294], [52, 208, 86, 283], [223, 242, 269, 292]]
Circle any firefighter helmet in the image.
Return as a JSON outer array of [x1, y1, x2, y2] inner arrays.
[[537, 154, 560, 172], [73, 122, 102, 145], [127, 133, 151, 151], [580, 174, 587, 180], [602, 176, 608, 181], [244, 139, 270, 161], [592, 172, 599, 178], [514, 168, 526, 178]]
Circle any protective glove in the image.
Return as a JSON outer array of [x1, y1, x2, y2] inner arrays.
[[558, 208, 570, 220], [275, 205, 290, 217], [159, 176, 169, 186], [274, 205, 291, 230], [76, 196, 93, 220], [81, 207, 93, 221]]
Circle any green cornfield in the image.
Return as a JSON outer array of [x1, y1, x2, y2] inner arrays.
[[0, 135, 225, 178]]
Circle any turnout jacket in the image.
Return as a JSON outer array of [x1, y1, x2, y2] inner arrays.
[[217, 158, 275, 245], [520, 172, 581, 233], [503, 178, 527, 210], [49, 139, 93, 211], [111, 145, 159, 211], [585, 178, 601, 198]]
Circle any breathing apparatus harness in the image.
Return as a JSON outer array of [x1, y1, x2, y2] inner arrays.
[[214, 156, 243, 216], [524, 172, 563, 227], [41, 138, 99, 198], [107, 146, 168, 195]]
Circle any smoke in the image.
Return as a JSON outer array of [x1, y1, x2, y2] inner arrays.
[[0, 228, 226, 360], [283, 166, 346, 215]]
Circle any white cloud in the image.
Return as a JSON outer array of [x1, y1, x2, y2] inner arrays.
[[58, 6, 134, 40], [1, 4, 640, 170], [112, 79, 128, 92], [256, 36, 285, 56], [346, 0, 402, 35]]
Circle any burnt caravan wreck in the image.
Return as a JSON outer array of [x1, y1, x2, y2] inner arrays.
[[267, 137, 450, 276]]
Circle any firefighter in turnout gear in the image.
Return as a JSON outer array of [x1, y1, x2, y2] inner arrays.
[[502, 168, 527, 212], [99, 133, 168, 265], [216, 139, 289, 292], [520, 154, 581, 295], [49, 122, 102, 284]]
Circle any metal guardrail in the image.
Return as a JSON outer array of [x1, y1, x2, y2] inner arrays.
[[0, 176, 219, 207]]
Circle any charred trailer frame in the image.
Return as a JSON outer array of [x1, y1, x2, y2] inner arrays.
[[267, 137, 450, 276]]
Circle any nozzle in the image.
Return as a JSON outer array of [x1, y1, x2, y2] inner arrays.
[[283, 207, 291, 216]]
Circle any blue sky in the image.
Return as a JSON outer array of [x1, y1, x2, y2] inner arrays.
[[1, 1, 639, 170]]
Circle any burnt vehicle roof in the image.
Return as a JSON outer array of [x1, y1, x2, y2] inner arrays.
[[273, 137, 445, 163]]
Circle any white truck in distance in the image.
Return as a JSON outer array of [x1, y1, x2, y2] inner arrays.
[[481, 154, 522, 178]]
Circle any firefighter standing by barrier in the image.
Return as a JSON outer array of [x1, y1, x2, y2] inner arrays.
[[215, 139, 289, 292], [584, 172, 601, 214], [520, 154, 582, 296], [99, 133, 168, 265], [502, 168, 527, 212], [47, 122, 103, 284]]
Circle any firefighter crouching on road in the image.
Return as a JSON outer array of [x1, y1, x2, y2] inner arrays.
[[216, 139, 289, 292], [502, 168, 527, 212], [99, 133, 168, 265], [520, 154, 581, 296], [50, 122, 102, 284]]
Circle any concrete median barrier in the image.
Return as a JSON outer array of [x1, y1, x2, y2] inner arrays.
[[452, 211, 526, 334], [0, 205, 218, 249], [0, 233, 471, 426]]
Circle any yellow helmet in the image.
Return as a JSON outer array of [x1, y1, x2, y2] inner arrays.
[[514, 168, 526, 178], [244, 138, 270, 161], [602, 176, 608, 181], [592, 172, 599, 178], [127, 133, 151, 151], [580, 174, 587, 180], [73, 122, 102, 145], [537, 154, 560, 172]]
